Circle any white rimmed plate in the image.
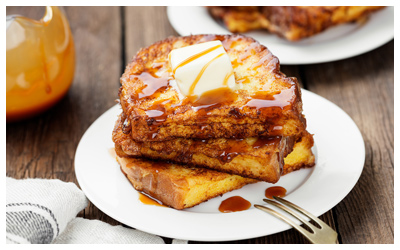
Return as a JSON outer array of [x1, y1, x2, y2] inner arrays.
[[166, 6, 394, 65], [75, 89, 365, 241]]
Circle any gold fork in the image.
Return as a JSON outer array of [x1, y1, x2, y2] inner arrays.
[[254, 196, 338, 244]]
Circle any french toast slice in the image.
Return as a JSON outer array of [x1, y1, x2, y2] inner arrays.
[[113, 113, 295, 183], [115, 133, 314, 210], [120, 34, 305, 141], [208, 6, 385, 41], [282, 131, 315, 175], [117, 155, 257, 210]]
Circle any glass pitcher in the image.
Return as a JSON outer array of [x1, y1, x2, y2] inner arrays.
[[6, 6, 75, 122]]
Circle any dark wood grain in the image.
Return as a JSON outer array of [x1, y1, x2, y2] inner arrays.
[[302, 41, 394, 244], [191, 210, 337, 244], [6, 6, 393, 244], [6, 6, 123, 226], [124, 6, 179, 65]]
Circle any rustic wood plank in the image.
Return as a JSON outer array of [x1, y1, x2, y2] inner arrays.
[[7, 6, 393, 244], [191, 210, 336, 244], [6, 6, 123, 226], [6, 6, 45, 20], [124, 6, 179, 65], [64, 6, 123, 225], [302, 41, 394, 244]]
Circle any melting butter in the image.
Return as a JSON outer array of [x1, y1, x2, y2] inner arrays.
[[168, 40, 237, 97]]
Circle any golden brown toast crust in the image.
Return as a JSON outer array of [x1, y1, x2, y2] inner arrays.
[[208, 6, 385, 41], [117, 155, 257, 210], [120, 34, 305, 141], [282, 131, 315, 175], [115, 131, 314, 210], [113, 113, 294, 183]]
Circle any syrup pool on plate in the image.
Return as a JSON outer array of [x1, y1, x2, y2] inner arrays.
[[265, 186, 287, 199], [219, 196, 251, 213]]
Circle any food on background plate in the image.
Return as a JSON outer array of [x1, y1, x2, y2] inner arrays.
[[113, 34, 315, 210], [208, 6, 385, 41]]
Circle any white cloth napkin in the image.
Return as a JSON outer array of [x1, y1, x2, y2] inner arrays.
[[6, 177, 188, 244]]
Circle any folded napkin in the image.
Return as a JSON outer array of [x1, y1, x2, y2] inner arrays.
[[6, 177, 187, 244]]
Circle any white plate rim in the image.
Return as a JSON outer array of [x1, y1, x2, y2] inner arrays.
[[166, 6, 394, 65], [74, 89, 365, 242]]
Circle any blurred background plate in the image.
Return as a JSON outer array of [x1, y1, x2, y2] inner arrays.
[[167, 6, 394, 65]]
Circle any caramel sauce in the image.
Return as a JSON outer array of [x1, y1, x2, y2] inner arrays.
[[217, 139, 247, 162], [228, 41, 275, 71], [265, 186, 287, 199], [122, 116, 132, 134], [243, 87, 295, 111], [127, 36, 296, 140], [6, 7, 75, 122], [190, 87, 238, 109], [145, 100, 170, 121], [172, 44, 222, 74], [218, 136, 281, 162], [230, 42, 258, 69], [220, 35, 242, 50], [145, 109, 165, 119], [119, 166, 165, 207], [238, 45, 256, 63], [138, 192, 166, 207], [188, 53, 225, 96], [223, 71, 234, 87], [134, 71, 170, 99], [252, 136, 281, 149], [182, 135, 282, 164], [219, 196, 251, 213], [237, 77, 251, 84], [251, 51, 275, 70], [144, 100, 173, 139], [128, 62, 172, 140]]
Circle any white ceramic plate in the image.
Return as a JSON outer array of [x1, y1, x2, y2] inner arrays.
[[167, 6, 394, 65], [75, 89, 365, 241]]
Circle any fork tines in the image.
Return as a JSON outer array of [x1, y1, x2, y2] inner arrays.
[[255, 196, 338, 244]]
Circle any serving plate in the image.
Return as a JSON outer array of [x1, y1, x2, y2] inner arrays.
[[75, 89, 365, 241], [167, 6, 394, 65]]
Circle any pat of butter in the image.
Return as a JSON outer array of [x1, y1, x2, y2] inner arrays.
[[169, 41, 236, 97]]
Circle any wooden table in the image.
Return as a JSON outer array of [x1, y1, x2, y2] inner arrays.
[[6, 6, 394, 244]]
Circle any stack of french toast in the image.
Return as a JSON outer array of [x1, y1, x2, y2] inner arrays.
[[112, 34, 315, 210]]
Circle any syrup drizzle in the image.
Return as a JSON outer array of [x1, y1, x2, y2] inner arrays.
[[172, 44, 222, 74], [134, 71, 170, 99], [188, 53, 225, 96], [138, 192, 166, 207], [179, 135, 282, 164], [223, 71, 234, 87], [126, 36, 297, 140], [244, 87, 295, 110], [217, 136, 281, 162]]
